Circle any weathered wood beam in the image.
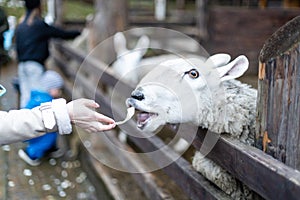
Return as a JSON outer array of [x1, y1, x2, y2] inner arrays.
[[195, 0, 208, 41], [65, 67, 228, 200], [258, 15, 300, 169], [193, 129, 300, 200], [52, 43, 229, 200], [52, 41, 300, 200]]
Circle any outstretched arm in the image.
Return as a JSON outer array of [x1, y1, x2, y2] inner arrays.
[[0, 98, 116, 145], [0, 107, 48, 144]]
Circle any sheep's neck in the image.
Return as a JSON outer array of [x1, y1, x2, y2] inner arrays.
[[196, 80, 257, 142]]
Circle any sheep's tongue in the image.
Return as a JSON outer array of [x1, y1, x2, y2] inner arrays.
[[137, 112, 151, 124]]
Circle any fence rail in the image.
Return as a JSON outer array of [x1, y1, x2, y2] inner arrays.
[[52, 41, 300, 200]]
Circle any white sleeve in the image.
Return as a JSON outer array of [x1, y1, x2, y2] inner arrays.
[[51, 98, 72, 135], [0, 108, 46, 145], [0, 98, 73, 145]]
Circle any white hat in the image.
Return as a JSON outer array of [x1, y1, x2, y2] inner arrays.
[[40, 70, 64, 91]]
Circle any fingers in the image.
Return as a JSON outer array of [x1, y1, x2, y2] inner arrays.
[[94, 112, 115, 124], [82, 98, 100, 109], [85, 127, 98, 133], [98, 123, 116, 131], [72, 120, 115, 133], [84, 124, 115, 133], [71, 98, 116, 132], [85, 122, 115, 133]]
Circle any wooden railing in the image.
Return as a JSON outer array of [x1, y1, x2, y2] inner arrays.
[[51, 40, 300, 200]]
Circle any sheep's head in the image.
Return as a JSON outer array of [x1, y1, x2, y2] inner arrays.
[[126, 54, 249, 132]]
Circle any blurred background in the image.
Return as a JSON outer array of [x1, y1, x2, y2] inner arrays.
[[0, 1, 300, 199]]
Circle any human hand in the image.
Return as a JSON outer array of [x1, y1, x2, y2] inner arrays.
[[67, 98, 116, 132]]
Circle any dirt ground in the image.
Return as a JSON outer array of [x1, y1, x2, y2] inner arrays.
[[0, 59, 98, 200], [0, 58, 151, 200], [0, 56, 259, 200]]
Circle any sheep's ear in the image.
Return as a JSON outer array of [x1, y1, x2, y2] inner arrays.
[[113, 32, 127, 55], [206, 53, 231, 68], [216, 55, 249, 81], [134, 35, 150, 56]]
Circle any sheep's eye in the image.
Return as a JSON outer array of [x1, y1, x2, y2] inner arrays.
[[186, 69, 199, 79]]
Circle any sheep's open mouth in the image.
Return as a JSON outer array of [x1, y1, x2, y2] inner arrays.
[[126, 98, 159, 130], [136, 111, 158, 129]]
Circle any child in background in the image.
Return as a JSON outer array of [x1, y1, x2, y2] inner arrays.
[[18, 70, 65, 166]]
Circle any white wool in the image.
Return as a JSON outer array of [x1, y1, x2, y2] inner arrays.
[[189, 79, 257, 143], [191, 79, 257, 199], [193, 151, 254, 199], [112, 42, 258, 198], [209, 80, 257, 143], [192, 151, 236, 195]]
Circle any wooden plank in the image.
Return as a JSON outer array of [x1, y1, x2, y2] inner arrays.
[[53, 42, 300, 200], [57, 65, 220, 199], [258, 15, 300, 169], [79, 149, 116, 200], [131, 122, 300, 200], [99, 132, 180, 200], [126, 131, 230, 200], [55, 62, 176, 200], [53, 41, 134, 98], [207, 7, 300, 76], [0, 146, 8, 199], [62, 67, 228, 200], [52, 42, 230, 200], [129, 13, 196, 26], [78, 131, 149, 200], [191, 129, 300, 200], [195, 0, 208, 40]]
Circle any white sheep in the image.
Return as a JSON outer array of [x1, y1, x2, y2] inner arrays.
[[112, 32, 181, 85], [126, 54, 258, 199], [112, 32, 200, 151], [112, 32, 191, 148], [112, 32, 150, 85], [68, 28, 258, 197]]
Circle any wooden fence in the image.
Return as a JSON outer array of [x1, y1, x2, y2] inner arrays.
[[50, 32, 300, 199], [128, 2, 300, 76], [257, 16, 300, 170], [206, 7, 300, 76]]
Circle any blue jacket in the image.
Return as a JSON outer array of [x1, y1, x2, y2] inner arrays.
[[25, 90, 53, 109], [24, 90, 58, 159]]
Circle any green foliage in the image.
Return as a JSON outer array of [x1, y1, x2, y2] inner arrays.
[[2, 6, 24, 20], [1, 0, 94, 22], [64, 0, 94, 20]]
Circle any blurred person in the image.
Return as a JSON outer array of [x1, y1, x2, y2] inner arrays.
[[0, 6, 8, 50], [15, 0, 80, 107], [4, 15, 17, 53], [18, 70, 65, 166], [0, 6, 9, 65]]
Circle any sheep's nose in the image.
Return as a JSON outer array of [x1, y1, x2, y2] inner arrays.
[[131, 89, 144, 101]]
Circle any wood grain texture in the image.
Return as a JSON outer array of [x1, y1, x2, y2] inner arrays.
[[258, 16, 300, 169], [53, 41, 300, 199]]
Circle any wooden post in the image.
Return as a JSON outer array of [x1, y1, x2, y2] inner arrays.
[[176, 0, 185, 9], [55, 0, 63, 26], [257, 16, 300, 169], [89, 0, 128, 62], [195, 0, 208, 41], [92, 0, 128, 45], [284, 0, 300, 7]]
